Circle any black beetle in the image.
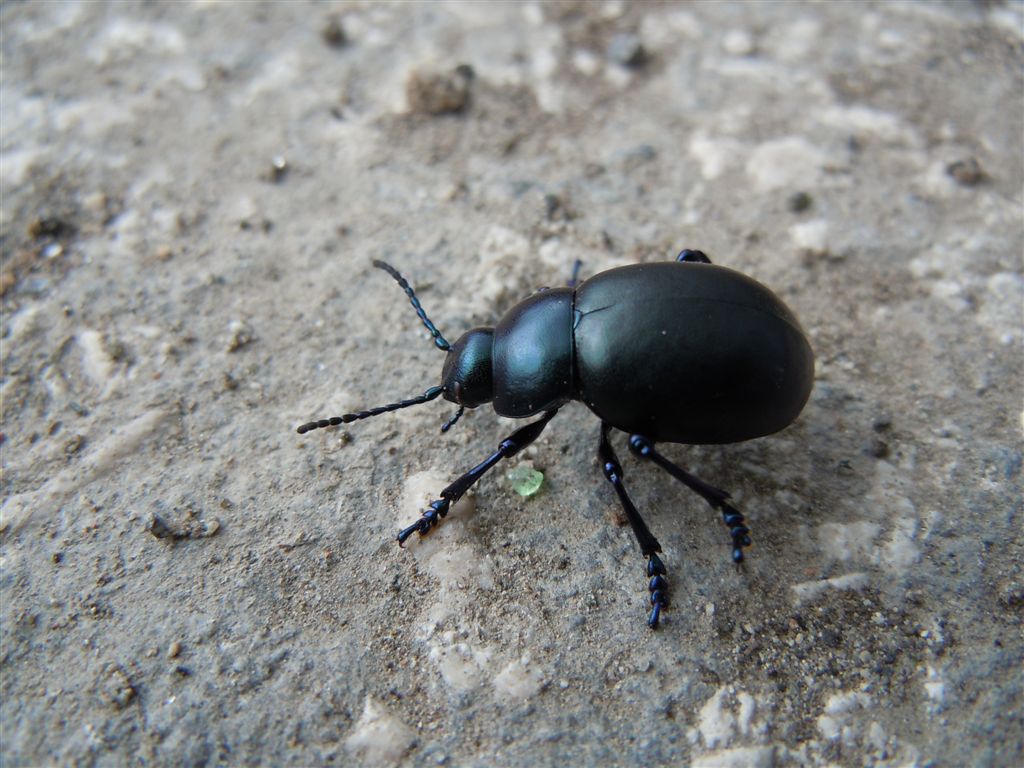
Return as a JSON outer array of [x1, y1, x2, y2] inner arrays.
[[297, 250, 814, 627]]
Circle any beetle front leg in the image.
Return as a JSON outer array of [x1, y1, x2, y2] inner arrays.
[[627, 435, 752, 564], [598, 423, 668, 629], [397, 409, 559, 545]]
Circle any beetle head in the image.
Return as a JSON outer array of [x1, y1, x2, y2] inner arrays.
[[295, 261, 486, 437], [441, 327, 494, 408]]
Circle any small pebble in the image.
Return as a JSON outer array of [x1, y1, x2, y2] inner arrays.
[[268, 156, 288, 183], [788, 191, 813, 212], [867, 438, 890, 459], [322, 15, 347, 48], [63, 435, 86, 456], [27, 216, 71, 240], [227, 320, 256, 353], [406, 65, 473, 115], [946, 158, 984, 187], [608, 33, 646, 68]]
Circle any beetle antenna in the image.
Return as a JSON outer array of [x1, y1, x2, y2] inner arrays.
[[372, 260, 451, 351], [297, 386, 444, 434], [440, 406, 465, 433]]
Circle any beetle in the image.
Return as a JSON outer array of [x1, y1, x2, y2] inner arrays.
[[297, 249, 814, 627]]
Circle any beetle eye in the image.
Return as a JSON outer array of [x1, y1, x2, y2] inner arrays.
[[452, 381, 464, 403]]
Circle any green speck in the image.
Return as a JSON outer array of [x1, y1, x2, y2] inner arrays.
[[507, 463, 544, 497]]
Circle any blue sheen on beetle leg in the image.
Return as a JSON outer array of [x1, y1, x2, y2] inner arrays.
[[599, 423, 667, 628]]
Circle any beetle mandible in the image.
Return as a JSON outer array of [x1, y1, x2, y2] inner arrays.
[[297, 249, 814, 628]]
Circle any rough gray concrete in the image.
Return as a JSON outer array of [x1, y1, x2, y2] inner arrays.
[[2, 2, 1022, 766]]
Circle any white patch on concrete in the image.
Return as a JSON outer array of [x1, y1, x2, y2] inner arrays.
[[866, 721, 887, 751], [868, 461, 921, 572], [745, 137, 831, 193], [402, 471, 506, 692], [425, 631, 493, 692], [817, 690, 871, 742], [693, 746, 775, 768], [789, 219, 830, 256], [735, 692, 756, 736], [493, 655, 543, 700], [521, 4, 544, 26], [343, 697, 416, 766], [923, 665, 946, 713], [697, 687, 763, 749], [990, 4, 1024, 39], [818, 521, 882, 562], [244, 50, 302, 102], [792, 572, 869, 604], [529, 26, 567, 112], [919, 158, 965, 198], [601, 0, 625, 19], [689, 132, 745, 180], [4, 304, 44, 342], [640, 10, 701, 48], [1, 147, 46, 187], [466, 225, 533, 316], [977, 272, 1024, 347], [883, 514, 921, 572], [78, 329, 115, 387], [698, 688, 736, 748], [1, 408, 173, 533], [572, 49, 601, 76], [537, 237, 591, 275], [54, 98, 137, 137], [820, 106, 919, 146], [773, 17, 822, 62], [88, 18, 187, 63]]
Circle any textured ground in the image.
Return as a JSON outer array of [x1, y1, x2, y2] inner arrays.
[[2, 2, 1022, 766]]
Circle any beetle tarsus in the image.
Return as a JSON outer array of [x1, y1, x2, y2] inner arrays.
[[441, 406, 465, 433], [397, 499, 450, 545], [647, 554, 669, 629], [721, 501, 751, 563]]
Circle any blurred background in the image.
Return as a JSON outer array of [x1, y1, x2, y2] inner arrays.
[[2, 2, 1022, 766]]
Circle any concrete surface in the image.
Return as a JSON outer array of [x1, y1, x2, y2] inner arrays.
[[2, 1, 1022, 766]]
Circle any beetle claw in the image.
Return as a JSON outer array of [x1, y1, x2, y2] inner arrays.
[[396, 499, 451, 546], [646, 555, 669, 629]]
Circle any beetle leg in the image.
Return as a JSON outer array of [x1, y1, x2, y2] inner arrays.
[[676, 249, 712, 264], [627, 435, 752, 565], [567, 258, 584, 287], [598, 423, 669, 629], [397, 409, 559, 546]]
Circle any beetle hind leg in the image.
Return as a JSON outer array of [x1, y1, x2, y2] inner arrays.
[[628, 435, 752, 564], [598, 423, 669, 628]]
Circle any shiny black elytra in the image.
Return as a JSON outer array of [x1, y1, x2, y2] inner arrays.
[[297, 250, 814, 628]]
